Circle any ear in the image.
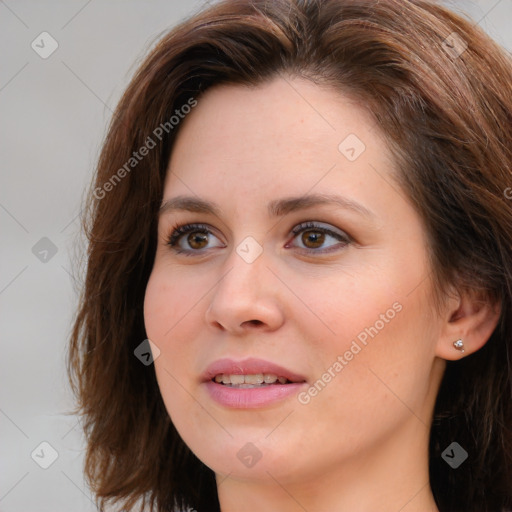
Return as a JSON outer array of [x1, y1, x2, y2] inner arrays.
[[436, 287, 501, 360]]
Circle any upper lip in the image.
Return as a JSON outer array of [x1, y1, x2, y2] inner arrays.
[[202, 357, 307, 383]]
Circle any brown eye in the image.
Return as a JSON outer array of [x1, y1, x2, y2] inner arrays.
[[187, 232, 209, 250], [167, 223, 224, 254], [301, 230, 325, 249], [289, 221, 350, 253]]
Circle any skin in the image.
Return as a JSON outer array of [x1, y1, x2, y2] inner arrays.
[[143, 77, 499, 511]]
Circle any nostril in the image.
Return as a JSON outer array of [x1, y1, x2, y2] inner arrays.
[[246, 320, 263, 326]]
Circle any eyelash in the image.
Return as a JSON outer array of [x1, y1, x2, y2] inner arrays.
[[166, 221, 351, 256]]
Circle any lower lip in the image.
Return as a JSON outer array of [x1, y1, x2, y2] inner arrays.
[[204, 380, 305, 408]]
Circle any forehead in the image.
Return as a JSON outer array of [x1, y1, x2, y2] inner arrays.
[[163, 77, 401, 220], [169, 76, 383, 166]]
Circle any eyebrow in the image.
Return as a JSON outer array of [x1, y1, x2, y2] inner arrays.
[[159, 193, 375, 219]]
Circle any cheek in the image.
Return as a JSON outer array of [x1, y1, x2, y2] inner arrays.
[[298, 275, 435, 435], [143, 268, 208, 389], [144, 269, 193, 424], [144, 265, 200, 342], [285, 263, 406, 354], [293, 258, 435, 412], [143, 269, 192, 394], [144, 272, 171, 341]]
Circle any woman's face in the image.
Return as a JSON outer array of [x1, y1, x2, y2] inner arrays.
[[144, 77, 445, 486]]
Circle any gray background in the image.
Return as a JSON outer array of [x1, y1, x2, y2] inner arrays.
[[1, 1, 510, 511]]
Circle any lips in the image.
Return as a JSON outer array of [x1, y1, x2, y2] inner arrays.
[[202, 358, 307, 408], [202, 357, 307, 384]]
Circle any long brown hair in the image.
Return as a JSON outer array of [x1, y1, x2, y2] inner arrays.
[[67, 1, 512, 510]]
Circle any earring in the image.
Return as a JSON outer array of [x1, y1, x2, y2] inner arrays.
[[453, 339, 465, 353]]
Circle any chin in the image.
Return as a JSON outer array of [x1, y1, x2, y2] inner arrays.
[[177, 426, 288, 475]]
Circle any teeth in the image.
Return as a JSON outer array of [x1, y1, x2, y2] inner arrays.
[[230, 374, 245, 385], [244, 374, 264, 384], [213, 373, 291, 386]]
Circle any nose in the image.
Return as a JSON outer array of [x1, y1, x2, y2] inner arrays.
[[204, 246, 285, 335]]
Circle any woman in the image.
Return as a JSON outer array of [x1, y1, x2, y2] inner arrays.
[[68, 0, 512, 510]]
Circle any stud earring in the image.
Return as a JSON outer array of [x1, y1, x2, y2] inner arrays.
[[453, 339, 465, 353]]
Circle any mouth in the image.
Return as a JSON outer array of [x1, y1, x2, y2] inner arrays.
[[202, 358, 307, 408], [212, 373, 296, 388], [203, 357, 306, 385]]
